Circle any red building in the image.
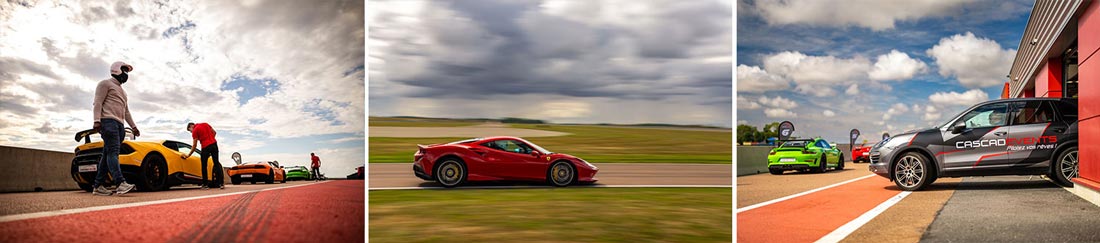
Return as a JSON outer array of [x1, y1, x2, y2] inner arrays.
[[1004, 0, 1100, 205]]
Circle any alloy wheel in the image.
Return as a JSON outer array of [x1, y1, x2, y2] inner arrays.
[[552, 163, 573, 186], [894, 155, 924, 188], [1061, 150, 1079, 180]]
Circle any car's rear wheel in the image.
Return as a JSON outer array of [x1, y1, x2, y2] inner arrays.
[[231, 176, 241, 185], [768, 168, 783, 175], [812, 154, 827, 173], [435, 158, 466, 188], [266, 169, 275, 184], [893, 152, 933, 191], [137, 153, 169, 191], [837, 153, 845, 170], [548, 161, 576, 187], [1051, 146, 1078, 187]]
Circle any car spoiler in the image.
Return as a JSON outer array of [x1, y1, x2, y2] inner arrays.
[[74, 128, 135, 144], [775, 139, 814, 147]]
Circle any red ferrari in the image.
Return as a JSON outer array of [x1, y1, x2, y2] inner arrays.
[[412, 136, 599, 187]]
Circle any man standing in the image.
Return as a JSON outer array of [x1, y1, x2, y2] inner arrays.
[[311, 153, 321, 181], [91, 61, 139, 196], [183, 122, 223, 189]]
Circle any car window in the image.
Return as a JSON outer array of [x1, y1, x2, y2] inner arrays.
[[485, 140, 533, 154], [170, 142, 198, 154], [956, 103, 1008, 129], [1012, 101, 1055, 125]]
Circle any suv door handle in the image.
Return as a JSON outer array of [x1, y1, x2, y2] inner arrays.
[[994, 131, 1007, 136]]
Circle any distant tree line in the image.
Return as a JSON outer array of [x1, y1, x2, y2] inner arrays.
[[737, 122, 781, 143]]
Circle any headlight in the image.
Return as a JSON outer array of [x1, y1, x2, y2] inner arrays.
[[881, 135, 910, 150], [579, 158, 597, 169]]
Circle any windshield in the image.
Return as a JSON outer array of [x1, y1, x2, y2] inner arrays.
[[447, 138, 482, 145], [516, 138, 552, 154]]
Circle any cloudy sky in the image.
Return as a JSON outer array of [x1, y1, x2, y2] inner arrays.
[[737, 0, 1032, 143], [369, 0, 733, 127], [0, 1, 365, 175]]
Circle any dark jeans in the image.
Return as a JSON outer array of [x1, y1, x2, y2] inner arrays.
[[312, 166, 321, 179], [200, 143, 223, 186], [94, 119, 126, 187]]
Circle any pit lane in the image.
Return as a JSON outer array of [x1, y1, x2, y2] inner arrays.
[[0, 180, 363, 242], [736, 162, 1100, 242]]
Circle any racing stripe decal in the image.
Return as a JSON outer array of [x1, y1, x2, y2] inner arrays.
[[935, 150, 965, 156], [972, 152, 1012, 167]]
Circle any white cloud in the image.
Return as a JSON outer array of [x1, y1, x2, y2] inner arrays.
[[845, 83, 860, 95], [758, 95, 798, 109], [869, 50, 928, 81], [764, 108, 797, 118], [762, 51, 869, 84], [737, 96, 762, 110], [882, 103, 910, 120], [736, 64, 789, 92], [929, 89, 990, 106], [923, 105, 941, 121], [823, 110, 835, 117], [752, 0, 971, 31], [926, 32, 1016, 88], [794, 84, 837, 97]]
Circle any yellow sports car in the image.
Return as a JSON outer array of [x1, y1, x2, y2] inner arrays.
[[71, 129, 219, 192]]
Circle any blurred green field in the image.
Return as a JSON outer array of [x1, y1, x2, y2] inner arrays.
[[369, 117, 484, 127], [369, 124, 731, 163], [369, 188, 732, 243]]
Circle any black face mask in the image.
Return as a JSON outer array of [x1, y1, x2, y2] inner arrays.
[[112, 72, 128, 84]]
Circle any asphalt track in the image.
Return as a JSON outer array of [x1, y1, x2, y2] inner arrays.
[[737, 162, 1100, 242], [0, 180, 363, 242], [369, 163, 733, 189]]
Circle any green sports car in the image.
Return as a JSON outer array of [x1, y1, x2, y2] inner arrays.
[[767, 138, 843, 175], [284, 166, 312, 180]]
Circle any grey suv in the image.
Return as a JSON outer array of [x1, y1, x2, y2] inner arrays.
[[869, 98, 1079, 191]]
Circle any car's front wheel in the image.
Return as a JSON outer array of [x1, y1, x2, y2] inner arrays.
[[893, 152, 934, 191], [1051, 146, 1078, 187], [548, 161, 576, 187], [435, 159, 466, 188]]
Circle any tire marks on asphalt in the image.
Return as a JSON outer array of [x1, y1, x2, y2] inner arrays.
[[171, 189, 284, 243]]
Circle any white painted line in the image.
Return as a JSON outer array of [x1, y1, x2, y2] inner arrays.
[[814, 191, 911, 243], [0, 181, 332, 223], [369, 184, 732, 190], [737, 174, 875, 213]]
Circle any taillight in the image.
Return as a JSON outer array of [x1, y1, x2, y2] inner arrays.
[[769, 151, 776, 155]]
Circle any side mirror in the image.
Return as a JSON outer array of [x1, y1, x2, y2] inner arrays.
[[951, 123, 966, 134], [530, 151, 540, 157]]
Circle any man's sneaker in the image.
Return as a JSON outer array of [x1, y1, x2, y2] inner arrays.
[[200, 185, 209, 190], [92, 186, 114, 196], [115, 182, 136, 195]]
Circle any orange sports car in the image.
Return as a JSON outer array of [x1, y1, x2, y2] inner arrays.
[[227, 161, 286, 184]]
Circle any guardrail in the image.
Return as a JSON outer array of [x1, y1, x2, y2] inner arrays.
[[0, 145, 231, 193]]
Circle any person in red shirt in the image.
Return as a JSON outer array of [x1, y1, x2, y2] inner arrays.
[[311, 153, 321, 181], [183, 122, 223, 189]]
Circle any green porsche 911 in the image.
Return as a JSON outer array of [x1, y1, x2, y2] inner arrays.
[[767, 138, 843, 175], [284, 165, 312, 180]]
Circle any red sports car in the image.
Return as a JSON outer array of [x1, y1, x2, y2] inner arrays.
[[851, 145, 871, 163], [412, 136, 599, 187]]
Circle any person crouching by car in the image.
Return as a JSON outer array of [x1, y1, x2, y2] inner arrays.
[[183, 122, 224, 189], [90, 61, 139, 196]]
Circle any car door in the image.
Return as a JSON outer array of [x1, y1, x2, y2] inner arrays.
[[166, 142, 207, 177], [939, 102, 1011, 171], [818, 140, 840, 165], [1006, 100, 1062, 166], [480, 140, 545, 180]]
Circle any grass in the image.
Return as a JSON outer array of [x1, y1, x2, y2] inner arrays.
[[369, 188, 732, 243], [368, 124, 731, 163]]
